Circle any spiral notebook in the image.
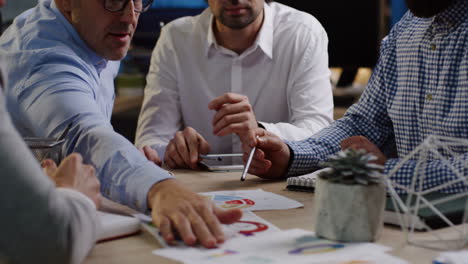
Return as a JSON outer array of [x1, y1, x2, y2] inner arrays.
[[285, 168, 330, 192]]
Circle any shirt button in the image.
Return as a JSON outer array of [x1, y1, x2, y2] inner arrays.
[[430, 44, 437, 50], [426, 94, 433, 100]]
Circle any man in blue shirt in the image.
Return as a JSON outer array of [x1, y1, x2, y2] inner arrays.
[[0, 0, 241, 248], [242, 0, 467, 193]]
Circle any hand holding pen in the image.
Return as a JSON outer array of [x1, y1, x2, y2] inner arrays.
[[240, 128, 291, 180]]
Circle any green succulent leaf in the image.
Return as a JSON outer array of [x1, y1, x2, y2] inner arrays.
[[318, 149, 383, 185]]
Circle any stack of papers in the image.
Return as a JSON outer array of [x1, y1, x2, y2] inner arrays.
[[434, 250, 468, 264], [153, 228, 408, 264]]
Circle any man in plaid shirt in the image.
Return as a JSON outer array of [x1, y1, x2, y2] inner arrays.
[[242, 0, 467, 193]]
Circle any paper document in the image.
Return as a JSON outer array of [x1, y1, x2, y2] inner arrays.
[[140, 211, 280, 248], [434, 250, 468, 264], [199, 189, 303, 211], [154, 228, 407, 264]]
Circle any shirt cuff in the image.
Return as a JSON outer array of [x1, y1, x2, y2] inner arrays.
[[284, 140, 321, 177], [56, 187, 97, 210], [125, 163, 174, 213]]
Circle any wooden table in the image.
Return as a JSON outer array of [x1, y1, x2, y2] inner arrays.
[[84, 170, 462, 264]]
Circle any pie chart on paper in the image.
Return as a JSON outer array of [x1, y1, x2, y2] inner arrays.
[[207, 195, 255, 209]]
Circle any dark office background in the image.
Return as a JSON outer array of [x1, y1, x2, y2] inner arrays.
[[0, 0, 408, 142]]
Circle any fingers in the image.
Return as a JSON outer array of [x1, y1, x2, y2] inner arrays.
[[187, 206, 218, 247], [164, 139, 186, 169], [197, 133, 211, 155], [248, 128, 283, 152], [142, 146, 162, 166], [340, 135, 370, 150], [183, 129, 201, 167], [41, 159, 58, 179], [84, 164, 101, 208], [213, 206, 243, 225], [208, 93, 245, 111], [164, 127, 210, 169], [172, 210, 197, 246], [156, 216, 174, 243], [209, 93, 257, 137], [149, 180, 235, 248], [212, 102, 251, 126], [213, 112, 253, 136]]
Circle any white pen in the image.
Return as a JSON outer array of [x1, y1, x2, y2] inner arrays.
[[241, 146, 256, 181]]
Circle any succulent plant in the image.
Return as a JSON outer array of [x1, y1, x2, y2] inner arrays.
[[318, 148, 383, 185]]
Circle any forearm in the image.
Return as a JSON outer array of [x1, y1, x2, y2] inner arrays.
[[54, 189, 100, 264], [285, 113, 376, 177], [17, 84, 174, 212], [384, 155, 468, 194], [0, 101, 96, 263]]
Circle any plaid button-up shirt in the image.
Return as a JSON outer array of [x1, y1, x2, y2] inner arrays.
[[286, 0, 468, 193]]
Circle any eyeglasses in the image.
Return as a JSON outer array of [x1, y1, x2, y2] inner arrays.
[[103, 0, 154, 13]]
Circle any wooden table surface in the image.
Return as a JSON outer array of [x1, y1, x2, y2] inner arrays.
[[84, 170, 465, 264]]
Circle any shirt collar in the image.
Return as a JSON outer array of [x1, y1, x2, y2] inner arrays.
[[50, 0, 108, 73], [433, 0, 467, 32], [205, 2, 274, 59]]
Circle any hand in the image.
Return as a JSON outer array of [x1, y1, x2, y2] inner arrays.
[[340, 136, 387, 166], [164, 127, 211, 169], [209, 93, 258, 142], [42, 153, 101, 208], [241, 128, 290, 179], [148, 179, 242, 248], [139, 146, 162, 166]]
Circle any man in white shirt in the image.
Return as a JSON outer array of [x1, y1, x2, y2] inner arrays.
[[136, 0, 334, 169]]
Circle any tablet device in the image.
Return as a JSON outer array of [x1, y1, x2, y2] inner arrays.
[[199, 153, 244, 172]]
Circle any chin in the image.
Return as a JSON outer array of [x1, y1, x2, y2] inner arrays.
[[104, 49, 129, 61], [107, 53, 127, 61]]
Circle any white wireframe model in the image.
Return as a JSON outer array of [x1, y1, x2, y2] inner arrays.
[[384, 135, 468, 250]]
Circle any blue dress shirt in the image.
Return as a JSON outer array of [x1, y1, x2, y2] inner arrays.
[[0, 0, 173, 212], [286, 0, 468, 193]]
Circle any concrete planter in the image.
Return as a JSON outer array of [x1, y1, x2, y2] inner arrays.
[[314, 178, 386, 242]]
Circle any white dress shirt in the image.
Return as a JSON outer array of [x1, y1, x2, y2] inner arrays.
[[136, 2, 333, 157]]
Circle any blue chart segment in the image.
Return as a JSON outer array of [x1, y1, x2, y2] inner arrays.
[[289, 235, 346, 255]]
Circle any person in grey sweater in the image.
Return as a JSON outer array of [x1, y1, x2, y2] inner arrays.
[[0, 71, 101, 263]]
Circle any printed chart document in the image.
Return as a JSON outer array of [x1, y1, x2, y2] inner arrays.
[[153, 228, 408, 264], [199, 189, 304, 211], [139, 211, 280, 248]]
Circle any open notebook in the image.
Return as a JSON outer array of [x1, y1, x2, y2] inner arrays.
[[286, 169, 467, 230], [97, 211, 141, 242]]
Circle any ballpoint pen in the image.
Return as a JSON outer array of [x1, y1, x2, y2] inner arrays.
[[241, 146, 256, 181]]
